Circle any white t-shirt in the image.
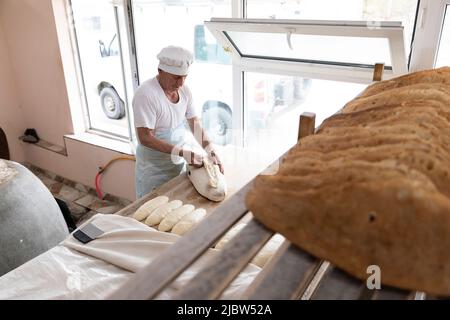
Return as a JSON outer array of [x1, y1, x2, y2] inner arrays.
[[132, 77, 197, 135]]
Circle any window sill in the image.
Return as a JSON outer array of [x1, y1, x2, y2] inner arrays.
[[20, 137, 68, 156], [65, 132, 135, 155]]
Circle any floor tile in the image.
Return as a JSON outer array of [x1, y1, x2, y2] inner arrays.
[[74, 194, 98, 208], [58, 185, 82, 202]]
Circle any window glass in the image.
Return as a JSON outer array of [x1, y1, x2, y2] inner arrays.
[[132, 0, 233, 145], [227, 31, 392, 66], [71, 0, 131, 138], [244, 72, 366, 155], [436, 5, 450, 67], [245, 0, 418, 57]]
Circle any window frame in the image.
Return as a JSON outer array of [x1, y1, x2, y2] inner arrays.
[[68, 0, 135, 141], [206, 17, 408, 84], [410, 0, 450, 71]]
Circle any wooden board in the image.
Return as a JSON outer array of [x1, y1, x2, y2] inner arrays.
[[116, 144, 280, 219]]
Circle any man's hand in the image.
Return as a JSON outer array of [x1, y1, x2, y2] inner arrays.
[[180, 149, 204, 168], [208, 149, 224, 174]]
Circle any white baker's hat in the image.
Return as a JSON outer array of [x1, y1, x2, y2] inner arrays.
[[157, 46, 194, 76]]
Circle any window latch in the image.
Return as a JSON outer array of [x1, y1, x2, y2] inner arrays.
[[286, 29, 295, 50]]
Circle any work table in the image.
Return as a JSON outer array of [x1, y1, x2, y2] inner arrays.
[[116, 144, 284, 219]]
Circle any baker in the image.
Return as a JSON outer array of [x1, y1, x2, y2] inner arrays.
[[132, 45, 224, 199]]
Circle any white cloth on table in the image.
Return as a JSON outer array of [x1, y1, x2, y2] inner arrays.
[[0, 214, 261, 300]]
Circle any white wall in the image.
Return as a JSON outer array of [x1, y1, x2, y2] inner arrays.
[[0, 0, 136, 200]]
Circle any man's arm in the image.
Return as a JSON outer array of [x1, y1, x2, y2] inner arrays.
[[187, 117, 212, 149], [187, 117, 224, 173], [136, 127, 203, 166]]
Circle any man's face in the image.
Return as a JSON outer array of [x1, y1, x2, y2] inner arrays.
[[159, 70, 187, 91]]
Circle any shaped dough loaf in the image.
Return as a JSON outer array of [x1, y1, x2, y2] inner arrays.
[[187, 158, 227, 202], [144, 200, 183, 226], [214, 223, 246, 249], [171, 208, 207, 236], [252, 234, 285, 268], [133, 196, 169, 221], [158, 204, 195, 232]]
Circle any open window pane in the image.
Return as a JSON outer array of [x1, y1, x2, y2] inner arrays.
[[245, 0, 418, 58], [436, 5, 450, 67], [228, 31, 392, 66], [71, 0, 130, 139], [132, 0, 233, 145], [206, 18, 407, 82]]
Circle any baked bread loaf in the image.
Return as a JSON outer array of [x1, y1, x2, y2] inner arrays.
[[342, 83, 450, 113], [247, 167, 450, 296], [246, 67, 450, 296], [320, 102, 450, 130], [356, 66, 450, 99]]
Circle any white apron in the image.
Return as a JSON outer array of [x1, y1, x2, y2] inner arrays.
[[135, 122, 187, 198]]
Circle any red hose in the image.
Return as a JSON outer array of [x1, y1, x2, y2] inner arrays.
[[95, 171, 104, 200], [94, 155, 136, 200]]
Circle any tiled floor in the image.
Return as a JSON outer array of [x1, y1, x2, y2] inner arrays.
[[24, 163, 132, 226]]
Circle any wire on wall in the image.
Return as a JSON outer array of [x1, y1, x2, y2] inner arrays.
[[95, 155, 136, 199]]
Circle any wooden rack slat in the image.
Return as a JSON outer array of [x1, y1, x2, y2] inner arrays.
[[373, 62, 385, 82], [175, 218, 273, 300], [408, 291, 426, 300], [372, 287, 413, 300], [310, 266, 366, 300], [300, 261, 331, 299], [108, 181, 254, 300], [243, 240, 321, 300], [299, 112, 316, 140]]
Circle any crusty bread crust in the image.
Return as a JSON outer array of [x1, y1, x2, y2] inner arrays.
[[357, 66, 450, 98], [342, 83, 450, 113], [246, 179, 450, 296]]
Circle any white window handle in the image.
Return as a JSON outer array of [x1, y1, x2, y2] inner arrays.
[[286, 29, 295, 50]]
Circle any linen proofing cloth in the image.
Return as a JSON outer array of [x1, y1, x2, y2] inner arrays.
[[135, 121, 187, 198], [0, 214, 261, 299]]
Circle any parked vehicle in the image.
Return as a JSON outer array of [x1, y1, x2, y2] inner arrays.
[[96, 33, 126, 120]]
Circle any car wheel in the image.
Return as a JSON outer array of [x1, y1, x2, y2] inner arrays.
[[202, 106, 232, 146], [99, 87, 125, 120]]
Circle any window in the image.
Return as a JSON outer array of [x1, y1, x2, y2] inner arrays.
[[409, 0, 449, 71], [206, 18, 408, 83], [71, 0, 134, 140], [436, 5, 450, 67], [205, 1, 417, 155], [245, 0, 419, 63], [67, 0, 431, 155], [132, 0, 233, 145]]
